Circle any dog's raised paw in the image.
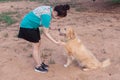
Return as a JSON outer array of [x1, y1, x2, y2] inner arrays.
[[83, 68, 90, 71], [64, 64, 68, 68]]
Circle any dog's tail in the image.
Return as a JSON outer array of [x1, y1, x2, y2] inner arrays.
[[101, 59, 111, 68]]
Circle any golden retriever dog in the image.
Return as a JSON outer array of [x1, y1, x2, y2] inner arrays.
[[58, 27, 110, 71]]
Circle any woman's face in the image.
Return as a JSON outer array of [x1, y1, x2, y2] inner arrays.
[[52, 11, 62, 19]]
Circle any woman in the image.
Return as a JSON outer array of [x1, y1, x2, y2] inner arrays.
[[18, 4, 70, 73]]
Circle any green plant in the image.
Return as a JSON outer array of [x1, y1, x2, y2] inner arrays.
[[112, 0, 120, 3], [0, 0, 20, 2], [0, 12, 17, 26], [48, 57, 55, 64], [0, 0, 9, 1], [29, 0, 49, 3]]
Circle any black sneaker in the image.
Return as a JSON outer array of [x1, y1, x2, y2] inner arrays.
[[41, 62, 49, 69], [34, 66, 48, 73]]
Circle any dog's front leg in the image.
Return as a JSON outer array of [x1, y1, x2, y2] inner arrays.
[[64, 56, 73, 67]]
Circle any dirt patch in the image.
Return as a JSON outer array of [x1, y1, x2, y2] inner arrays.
[[0, 1, 120, 80]]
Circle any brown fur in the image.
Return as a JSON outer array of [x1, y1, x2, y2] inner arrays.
[[59, 27, 110, 71]]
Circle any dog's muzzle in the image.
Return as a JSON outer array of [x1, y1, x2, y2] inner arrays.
[[58, 28, 66, 36]]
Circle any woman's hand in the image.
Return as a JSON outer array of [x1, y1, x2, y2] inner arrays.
[[56, 40, 66, 46], [43, 27, 59, 44], [43, 27, 65, 46]]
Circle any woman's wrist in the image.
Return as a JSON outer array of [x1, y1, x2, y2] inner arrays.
[[54, 41, 59, 44]]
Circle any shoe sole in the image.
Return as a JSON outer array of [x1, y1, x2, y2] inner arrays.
[[44, 67, 48, 69], [34, 69, 48, 73]]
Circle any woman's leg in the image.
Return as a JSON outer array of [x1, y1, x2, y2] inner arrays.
[[32, 41, 41, 67], [32, 40, 48, 73]]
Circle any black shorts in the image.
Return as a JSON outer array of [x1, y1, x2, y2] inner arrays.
[[18, 27, 41, 43]]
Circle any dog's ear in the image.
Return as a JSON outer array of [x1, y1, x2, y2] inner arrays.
[[67, 28, 76, 39]]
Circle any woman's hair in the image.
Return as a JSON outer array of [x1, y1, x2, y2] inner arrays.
[[54, 4, 70, 17]]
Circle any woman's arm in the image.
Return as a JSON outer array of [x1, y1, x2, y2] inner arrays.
[[43, 27, 59, 44]]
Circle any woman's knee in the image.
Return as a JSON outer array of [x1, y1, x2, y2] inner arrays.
[[33, 41, 41, 48]]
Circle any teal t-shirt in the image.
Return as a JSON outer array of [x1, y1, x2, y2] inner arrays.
[[20, 6, 52, 29]]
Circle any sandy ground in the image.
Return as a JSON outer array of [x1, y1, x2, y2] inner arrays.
[[0, 0, 120, 80]]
